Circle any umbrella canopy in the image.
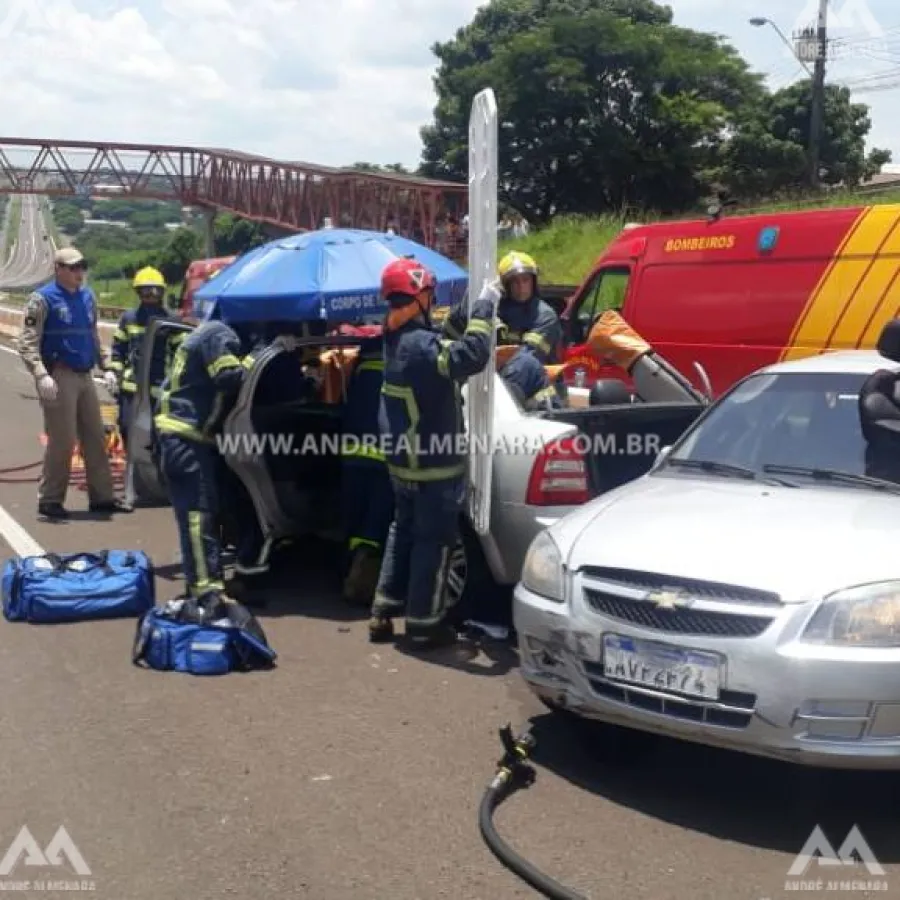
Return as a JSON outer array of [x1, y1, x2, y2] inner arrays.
[[193, 228, 468, 323]]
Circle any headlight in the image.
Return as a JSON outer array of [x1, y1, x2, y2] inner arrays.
[[520, 531, 565, 603], [802, 581, 900, 647]]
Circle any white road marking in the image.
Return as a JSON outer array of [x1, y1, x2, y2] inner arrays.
[[0, 504, 44, 557]]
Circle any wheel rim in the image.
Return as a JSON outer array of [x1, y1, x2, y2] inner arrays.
[[445, 538, 467, 609]]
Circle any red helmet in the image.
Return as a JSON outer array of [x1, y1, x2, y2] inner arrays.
[[381, 257, 436, 303]]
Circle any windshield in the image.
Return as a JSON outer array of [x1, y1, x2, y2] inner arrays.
[[664, 370, 895, 486]]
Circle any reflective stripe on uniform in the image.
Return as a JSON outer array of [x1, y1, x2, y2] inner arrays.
[[207, 354, 241, 377], [382, 383, 419, 468], [523, 331, 551, 355], [153, 413, 214, 443], [341, 445, 386, 463], [349, 537, 381, 551], [356, 360, 384, 373], [386, 462, 465, 481]]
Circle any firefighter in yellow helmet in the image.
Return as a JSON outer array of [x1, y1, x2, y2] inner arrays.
[[108, 266, 177, 455], [442, 250, 562, 411], [443, 250, 561, 364]]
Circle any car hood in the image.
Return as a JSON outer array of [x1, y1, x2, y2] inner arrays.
[[562, 474, 900, 601]]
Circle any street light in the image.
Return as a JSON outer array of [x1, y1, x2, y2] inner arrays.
[[750, 16, 814, 76]]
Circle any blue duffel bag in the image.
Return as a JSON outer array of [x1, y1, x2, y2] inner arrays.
[[132, 599, 277, 676], [2, 550, 155, 624]]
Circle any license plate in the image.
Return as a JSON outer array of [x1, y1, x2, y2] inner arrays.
[[602, 634, 721, 701]]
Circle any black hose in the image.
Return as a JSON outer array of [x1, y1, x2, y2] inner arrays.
[[478, 725, 587, 900]]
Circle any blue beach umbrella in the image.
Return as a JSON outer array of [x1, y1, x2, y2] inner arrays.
[[193, 228, 468, 323]]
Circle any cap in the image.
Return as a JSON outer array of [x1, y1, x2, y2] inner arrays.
[[54, 247, 84, 266]]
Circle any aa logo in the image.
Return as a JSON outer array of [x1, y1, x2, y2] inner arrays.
[[0, 825, 91, 877], [787, 824, 885, 877], [794, 0, 884, 37]]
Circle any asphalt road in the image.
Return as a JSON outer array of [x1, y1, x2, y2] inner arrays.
[[0, 195, 55, 289], [0, 343, 899, 899]]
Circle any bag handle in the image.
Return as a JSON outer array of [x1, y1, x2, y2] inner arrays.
[[45, 551, 114, 574]]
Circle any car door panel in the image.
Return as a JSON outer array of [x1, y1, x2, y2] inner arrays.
[[125, 319, 193, 506]]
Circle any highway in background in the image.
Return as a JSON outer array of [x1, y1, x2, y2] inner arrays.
[[0, 194, 56, 289]]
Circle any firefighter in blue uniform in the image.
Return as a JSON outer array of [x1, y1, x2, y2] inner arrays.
[[155, 320, 289, 614], [500, 346, 563, 410], [108, 267, 174, 451], [340, 334, 394, 606], [369, 257, 499, 649], [443, 251, 561, 371]]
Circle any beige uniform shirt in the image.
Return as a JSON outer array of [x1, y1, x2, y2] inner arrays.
[[16, 287, 108, 381]]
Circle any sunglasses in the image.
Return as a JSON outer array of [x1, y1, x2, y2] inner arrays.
[[59, 262, 87, 271]]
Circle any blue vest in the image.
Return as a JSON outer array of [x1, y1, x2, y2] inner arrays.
[[39, 282, 97, 372]]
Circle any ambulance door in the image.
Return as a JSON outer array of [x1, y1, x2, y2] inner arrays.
[[222, 345, 295, 541], [465, 87, 499, 536], [126, 320, 194, 506]]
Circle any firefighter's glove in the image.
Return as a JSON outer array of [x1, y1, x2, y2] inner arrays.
[[478, 278, 504, 308]]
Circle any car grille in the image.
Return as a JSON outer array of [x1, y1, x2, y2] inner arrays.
[[580, 567, 782, 606], [582, 661, 756, 729], [583, 589, 775, 638]]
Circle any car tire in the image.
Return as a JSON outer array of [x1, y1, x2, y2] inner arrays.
[[446, 521, 513, 630]]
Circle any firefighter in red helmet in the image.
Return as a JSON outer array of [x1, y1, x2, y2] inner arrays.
[[369, 257, 499, 649]]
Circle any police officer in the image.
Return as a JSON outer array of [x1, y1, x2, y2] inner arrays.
[[155, 319, 272, 610], [340, 334, 394, 606], [443, 250, 561, 364], [16, 246, 128, 519], [500, 347, 562, 411], [108, 267, 174, 451], [369, 257, 499, 649]]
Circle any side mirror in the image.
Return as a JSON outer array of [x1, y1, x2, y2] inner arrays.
[[654, 445, 672, 468]]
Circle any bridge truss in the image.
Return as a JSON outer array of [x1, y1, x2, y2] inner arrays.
[[0, 138, 467, 248]]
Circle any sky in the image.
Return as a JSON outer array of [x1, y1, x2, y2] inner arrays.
[[0, 0, 897, 172]]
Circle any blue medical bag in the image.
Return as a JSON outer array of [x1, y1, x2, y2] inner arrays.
[[2, 550, 155, 623], [132, 601, 277, 676]]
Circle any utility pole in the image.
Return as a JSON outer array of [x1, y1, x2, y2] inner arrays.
[[807, 0, 829, 188]]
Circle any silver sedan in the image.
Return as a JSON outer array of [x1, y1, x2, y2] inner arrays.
[[515, 350, 900, 769]]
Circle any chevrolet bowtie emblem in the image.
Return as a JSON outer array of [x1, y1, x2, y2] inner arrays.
[[647, 589, 690, 609]]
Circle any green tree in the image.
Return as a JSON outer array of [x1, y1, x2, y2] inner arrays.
[[349, 162, 412, 174], [213, 213, 268, 256], [157, 227, 200, 284], [420, 0, 765, 220], [718, 82, 891, 198]]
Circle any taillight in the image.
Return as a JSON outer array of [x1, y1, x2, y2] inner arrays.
[[526, 436, 590, 506]]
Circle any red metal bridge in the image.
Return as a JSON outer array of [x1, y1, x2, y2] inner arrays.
[[0, 138, 468, 249]]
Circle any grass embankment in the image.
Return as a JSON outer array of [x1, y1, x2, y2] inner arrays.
[[5, 195, 21, 262], [500, 188, 900, 285]]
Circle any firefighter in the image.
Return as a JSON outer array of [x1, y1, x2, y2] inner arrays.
[[155, 319, 279, 615], [443, 251, 561, 364], [500, 347, 562, 411], [369, 257, 499, 649], [340, 334, 394, 606], [108, 266, 174, 451]]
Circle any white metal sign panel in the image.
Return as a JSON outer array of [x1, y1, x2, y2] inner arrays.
[[466, 87, 498, 535]]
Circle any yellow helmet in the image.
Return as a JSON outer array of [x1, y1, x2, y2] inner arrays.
[[132, 266, 166, 290], [498, 251, 538, 283]]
